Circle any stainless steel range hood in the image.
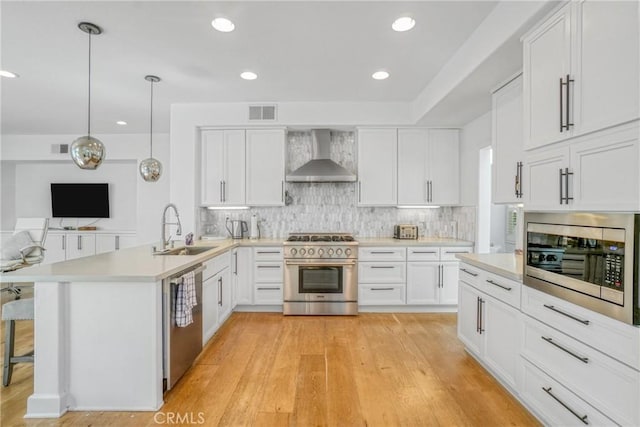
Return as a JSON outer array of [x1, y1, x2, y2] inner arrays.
[[286, 129, 357, 182]]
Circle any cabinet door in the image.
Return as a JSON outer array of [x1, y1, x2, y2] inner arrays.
[[217, 268, 232, 324], [43, 233, 67, 264], [457, 282, 482, 356], [523, 147, 570, 210], [397, 129, 428, 205], [492, 75, 524, 204], [440, 262, 460, 305], [523, 4, 572, 150], [571, 130, 640, 211], [483, 296, 520, 390], [202, 275, 219, 345], [232, 247, 254, 306], [95, 234, 136, 254], [406, 262, 439, 305], [65, 234, 95, 260], [428, 129, 459, 205], [357, 128, 397, 206], [222, 130, 246, 205], [201, 130, 226, 205], [245, 129, 285, 206], [573, 0, 639, 136]]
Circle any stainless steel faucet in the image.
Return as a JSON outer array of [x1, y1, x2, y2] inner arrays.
[[161, 203, 182, 249]]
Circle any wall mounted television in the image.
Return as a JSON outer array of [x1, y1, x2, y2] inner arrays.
[[51, 183, 110, 218]]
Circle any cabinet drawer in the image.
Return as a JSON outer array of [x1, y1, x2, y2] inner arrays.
[[359, 262, 406, 284], [359, 247, 406, 262], [521, 285, 640, 370], [359, 285, 405, 305], [407, 247, 440, 261], [254, 262, 283, 282], [254, 284, 283, 305], [482, 272, 521, 309], [520, 358, 616, 427], [203, 251, 230, 280], [253, 247, 283, 261], [458, 262, 483, 288], [522, 316, 639, 426], [440, 246, 472, 261]]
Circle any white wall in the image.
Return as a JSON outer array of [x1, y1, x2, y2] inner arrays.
[[459, 110, 492, 206], [0, 133, 170, 244]]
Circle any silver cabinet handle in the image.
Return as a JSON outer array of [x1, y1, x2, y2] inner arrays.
[[559, 168, 564, 204], [516, 161, 523, 198], [223, 180, 226, 202], [541, 336, 589, 364], [218, 276, 222, 306], [486, 279, 512, 291], [220, 181, 223, 203], [78, 235, 82, 250], [371, 266, 395, 269], [562, 74, 575, 131], [476, 297, 481, 333], [543, 304, 590, 325], [371, 287, 394, 291], [425, 180, 429, 202], [257, 286, 280, 291], [358, 181, 362, 203], [412, 250, 437, 254], [478, 298, 485, 334], [565, 168, 573, 204], [460, 268, 478, 277], [257, 265, 281, 269], [115, 235, 120, 250], [370, 251, 394, 254], [445, 250, 470, 254], [62, 235, 66, 251], [281, 181, 284, 203], [542, 387, 589, 425], [257, 250, 281, 254], [234, 251, 238, 275], [429, 181, 433, 203]]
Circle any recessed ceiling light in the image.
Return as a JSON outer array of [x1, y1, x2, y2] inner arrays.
[[211, 17, 235, 33], [372, 71, 390, 80], [392, 17, 416, 32], [240, 71, 257, 80], [116, 121, 127, 126], [0, 70, 19, 78]]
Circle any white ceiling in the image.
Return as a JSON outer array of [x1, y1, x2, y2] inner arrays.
[[1, 1, 516, 135]]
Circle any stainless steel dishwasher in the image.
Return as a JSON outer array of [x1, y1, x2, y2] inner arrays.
[[162, 263, 205, 390]]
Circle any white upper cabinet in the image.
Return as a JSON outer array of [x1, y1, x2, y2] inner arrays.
[[523, 1, 639, 150], [201, 130, 246, 206], [245, 129, 286, 206], [492, 74, 524, 204], [397, 128, 459, 206], [357, 128, 397, 206]]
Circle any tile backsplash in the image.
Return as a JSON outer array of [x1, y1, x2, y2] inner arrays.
[[200, 130, 476, 242]]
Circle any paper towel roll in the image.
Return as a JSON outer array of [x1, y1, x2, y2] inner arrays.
[[250, 214, 259, 240]]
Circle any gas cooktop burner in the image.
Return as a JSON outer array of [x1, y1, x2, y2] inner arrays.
[[286, 234, 356, 243]]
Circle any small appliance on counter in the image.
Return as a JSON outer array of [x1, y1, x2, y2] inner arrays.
[[394, 224, 418, 240], [225, 218, 248, 239], [250, 214, 260, 240]]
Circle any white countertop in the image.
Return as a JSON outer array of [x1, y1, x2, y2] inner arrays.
[[0, 238, 284, 283], [456, 253, 523, 281], [357, 237, 474, 247]]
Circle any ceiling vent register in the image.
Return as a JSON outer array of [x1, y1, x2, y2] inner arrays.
[[249, 105, 277, 121]]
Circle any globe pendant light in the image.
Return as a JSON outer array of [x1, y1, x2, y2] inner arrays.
[[71, 22, 105, 170], [139, 75, 162, 182]]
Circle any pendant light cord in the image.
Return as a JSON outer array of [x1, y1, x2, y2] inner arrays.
[[87, 29, 92, 137], [149, 79, 154, 158]]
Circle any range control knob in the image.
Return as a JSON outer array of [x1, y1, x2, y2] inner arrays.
[[318, 249, 324, 256], [308, 248, 315, 256], [336, 248, 343, 256], [327, 248, 334, 256], [290, 248, 297, 256], [299, 248, 306, 256], [345, 248, 352, 256]]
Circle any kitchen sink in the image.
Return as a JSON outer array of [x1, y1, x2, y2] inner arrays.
[[155, 246, 217, 255]]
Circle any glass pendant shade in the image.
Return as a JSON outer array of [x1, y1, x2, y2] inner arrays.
[[139, 157, 162, 182], [140, 75, 162, 182], [72, 22, 105, 169], [71, 136, 105, 170]]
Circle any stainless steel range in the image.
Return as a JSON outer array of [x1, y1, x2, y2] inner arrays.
[[283, 233, 358, 315]]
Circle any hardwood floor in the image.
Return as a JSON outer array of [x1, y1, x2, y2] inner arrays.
[[1, 311, 540, 426]]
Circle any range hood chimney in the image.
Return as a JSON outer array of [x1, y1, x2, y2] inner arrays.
[[286, 129, 357, 182]]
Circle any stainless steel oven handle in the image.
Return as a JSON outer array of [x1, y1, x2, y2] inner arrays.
[[541, 336, 589, 364], [542, 387, 589, 425], [543, 304, 590, 325]]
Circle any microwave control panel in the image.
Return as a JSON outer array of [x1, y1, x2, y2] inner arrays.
[[603, 243, 625, 289]]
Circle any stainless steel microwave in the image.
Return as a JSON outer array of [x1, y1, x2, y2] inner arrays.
[[524, 212, 639, 325]]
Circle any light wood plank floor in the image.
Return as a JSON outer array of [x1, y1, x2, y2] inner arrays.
[[1, 310, 540, 426]]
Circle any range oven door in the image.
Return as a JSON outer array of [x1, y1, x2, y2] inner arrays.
[[284, 259, 357, 302]]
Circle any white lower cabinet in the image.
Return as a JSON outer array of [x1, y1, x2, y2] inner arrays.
[[95, 233, 137, 254], [231, 247, 253, 306], [43, 231, 136, 263], [406, 262, 439, 305], [358, 247, 406, 306], [65, 233, 96, 260], [202, 252, 231, 345], [253, 247, 283, 305], [202, 274, 219, 345], [43, 232, 67, 264]]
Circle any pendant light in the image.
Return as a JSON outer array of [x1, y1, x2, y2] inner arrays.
[[139, 75, 162, 182], [70, 22, 105, 170]]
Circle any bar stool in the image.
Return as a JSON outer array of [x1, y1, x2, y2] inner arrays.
[[2, 298, 34, 386]]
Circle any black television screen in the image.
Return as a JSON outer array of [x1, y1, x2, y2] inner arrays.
[[51, 183, 110, 218]]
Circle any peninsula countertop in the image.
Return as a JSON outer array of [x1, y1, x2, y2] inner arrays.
[[0, 238, 284, 283], [455, 252, 523, 281]]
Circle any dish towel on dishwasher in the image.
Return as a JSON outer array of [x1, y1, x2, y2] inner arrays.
[[176, 271, 197, 327]]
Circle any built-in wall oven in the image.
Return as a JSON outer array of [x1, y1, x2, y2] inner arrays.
[[524, 212, 639, 325], [283, 233, 358, 315]]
